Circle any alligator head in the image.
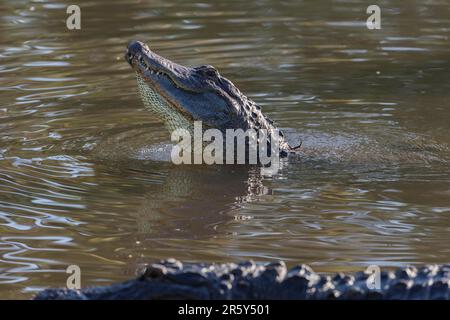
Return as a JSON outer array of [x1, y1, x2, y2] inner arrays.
[[125, 40, 299, 155]]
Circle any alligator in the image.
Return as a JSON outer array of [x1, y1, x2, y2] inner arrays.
[[35, 259, 450, 299], [125, 40, 301, 160]]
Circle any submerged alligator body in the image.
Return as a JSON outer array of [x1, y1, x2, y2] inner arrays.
[[125, 40, 301, 158], [35, 260, 450, 300]]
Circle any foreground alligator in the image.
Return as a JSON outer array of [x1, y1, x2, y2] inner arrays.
[[35, 259, 450, 299]]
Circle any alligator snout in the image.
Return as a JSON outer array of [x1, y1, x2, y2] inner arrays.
[[125, 40, 146, 65]]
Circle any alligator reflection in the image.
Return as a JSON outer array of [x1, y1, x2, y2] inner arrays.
[[130, 163, 268, 239]]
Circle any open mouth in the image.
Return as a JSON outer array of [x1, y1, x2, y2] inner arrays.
[[125, 41, 187, 91]]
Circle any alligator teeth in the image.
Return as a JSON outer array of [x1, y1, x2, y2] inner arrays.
[[146, 70, 163, 76]]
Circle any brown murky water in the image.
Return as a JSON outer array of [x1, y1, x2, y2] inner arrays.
[[1, 0, 449, 299]]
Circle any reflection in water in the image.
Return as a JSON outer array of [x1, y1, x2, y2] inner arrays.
[[0, 0, 450, 298], [132, 165, 267, 238]]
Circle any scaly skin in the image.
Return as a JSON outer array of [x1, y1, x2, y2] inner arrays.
[[35, 260, 450, 300]]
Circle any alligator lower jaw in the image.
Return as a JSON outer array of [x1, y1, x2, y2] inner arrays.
[[135, 73, 194, 134], [34, 260, 450, 300]]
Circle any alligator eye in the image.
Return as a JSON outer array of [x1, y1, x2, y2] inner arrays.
[[196, 65, 218, 77]]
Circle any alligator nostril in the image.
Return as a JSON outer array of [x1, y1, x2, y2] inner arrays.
[[125, 51, 134, 64]]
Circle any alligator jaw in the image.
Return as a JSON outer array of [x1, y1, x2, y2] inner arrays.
[[126, 40, 200, 95], [125, 41, 196, 132]]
